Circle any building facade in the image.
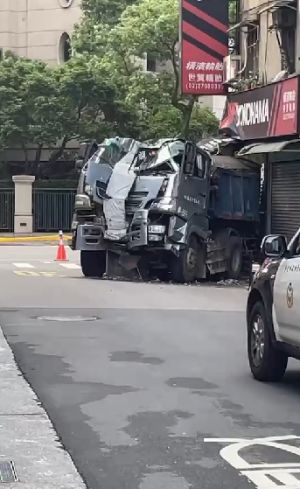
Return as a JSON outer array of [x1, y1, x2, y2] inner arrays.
[[0, 0, 81, 65], [222, 0, 300, 240], [228, 0, 296, 87]]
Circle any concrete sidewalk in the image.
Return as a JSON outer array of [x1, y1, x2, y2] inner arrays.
[[0, 327, 86, 488]]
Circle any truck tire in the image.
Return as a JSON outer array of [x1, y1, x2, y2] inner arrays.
[[81, 250, 106, 278], [227, 236, 243, 279], [170, 235, 201, 283], [248, 301, 288, 382]]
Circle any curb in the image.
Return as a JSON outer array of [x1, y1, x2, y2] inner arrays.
[[0, 235, 71, 244], [0, 326, 86, 488]]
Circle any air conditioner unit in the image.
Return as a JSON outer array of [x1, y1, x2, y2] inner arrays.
[[223, 55, 241, 84]]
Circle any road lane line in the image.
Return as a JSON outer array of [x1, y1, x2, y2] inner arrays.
[[13, 271, 40, 277], [59, 263, 81, 270], [13, 263, 35, 269]]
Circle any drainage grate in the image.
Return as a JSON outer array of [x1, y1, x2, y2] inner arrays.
[[0, 461, 18, 483], [35, 315, 100, 322]]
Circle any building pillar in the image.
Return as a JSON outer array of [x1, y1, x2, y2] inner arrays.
[[12, 175, 35, 234], [296, 0, 300, 74]]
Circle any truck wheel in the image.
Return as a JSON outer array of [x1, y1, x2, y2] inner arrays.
[[81, 250, 106, 278], [248, 301, 288, 382], [170, 235, 200, 283], [227, 236, 243, 279]]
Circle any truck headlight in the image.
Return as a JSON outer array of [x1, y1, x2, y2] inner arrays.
[[150, 198, 176, 212], [148, 225, 166, 234], [74, 194, 91, 210], [84, 184, 93, 196], [71, 220, 78, 231]]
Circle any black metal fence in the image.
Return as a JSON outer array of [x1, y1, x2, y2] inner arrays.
[[33, 188, 76, 232], [0, 189, 14, 232]]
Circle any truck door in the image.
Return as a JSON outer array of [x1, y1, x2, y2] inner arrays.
[[273, 229, 300, 347], [178, 142, 210, 223]]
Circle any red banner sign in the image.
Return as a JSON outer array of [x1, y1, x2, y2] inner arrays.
[[220, 77, 299, 140], [180, 0, 229, 95]]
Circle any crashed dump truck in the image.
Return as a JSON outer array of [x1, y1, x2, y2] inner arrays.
[[71, 137, 260, 282]]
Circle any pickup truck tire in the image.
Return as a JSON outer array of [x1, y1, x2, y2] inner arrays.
[[227, 236, 243, 279], [170, 235, 201, 283], [248, 301, 288, 382], [81, 250, 106, 278]]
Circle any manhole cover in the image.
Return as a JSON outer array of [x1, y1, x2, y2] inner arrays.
[[35, 316, 100, 322], [0, 461, 18, 483]]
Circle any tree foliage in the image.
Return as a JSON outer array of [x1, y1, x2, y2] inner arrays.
[[74, 0, 219, 139], [0, 0, 220, 169], [0, 54, 132, 166], [0, 56, 64, 161]]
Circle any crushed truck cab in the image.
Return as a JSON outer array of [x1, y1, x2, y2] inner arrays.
[[71, 137, 260, 282]]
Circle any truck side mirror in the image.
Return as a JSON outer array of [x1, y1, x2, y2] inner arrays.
[[261, 235, 287, 258], [77, 141, 98, 164], [75, 158, 85, 171]]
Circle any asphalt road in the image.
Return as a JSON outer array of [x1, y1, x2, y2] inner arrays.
[[1, 246, 300, 489]]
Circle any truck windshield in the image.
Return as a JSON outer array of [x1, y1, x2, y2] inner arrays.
[[89, 143, 125, 168], [136, 140, 185, 173]]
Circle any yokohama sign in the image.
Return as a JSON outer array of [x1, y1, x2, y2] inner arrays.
[[220, 77, 299, 140], [180, 0, 229, 95]]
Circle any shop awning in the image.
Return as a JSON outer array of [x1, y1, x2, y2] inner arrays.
[[237, 139, 300, 156]]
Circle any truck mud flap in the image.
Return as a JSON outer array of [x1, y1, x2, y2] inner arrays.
[[206, 240, 227, 275], [106, 251, 142, 280]]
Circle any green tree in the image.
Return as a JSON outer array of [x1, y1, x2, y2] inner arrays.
[[0, 54, 131, 169], [81, 0, 137, 24], [0, 55, 65, 170], [74, 0, 219, 139]]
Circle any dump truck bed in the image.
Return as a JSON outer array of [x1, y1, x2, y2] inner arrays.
[[209, 156, 260, 222]]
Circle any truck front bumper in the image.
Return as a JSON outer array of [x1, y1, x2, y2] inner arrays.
[[73, 211, 177, 253], [127, 210, 171, 249], [73, 223, 106, 251]]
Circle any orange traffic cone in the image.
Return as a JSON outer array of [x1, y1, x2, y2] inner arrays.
[[55, 230, 68, 262]]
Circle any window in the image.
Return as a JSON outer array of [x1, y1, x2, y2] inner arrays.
[[290, 230, 300, 256], [229, 0, 240, 54], [194, 154, 205, 179], [246, 24, 259, 78], [272, 7, 296, 74], [183, 144, 196, 176], [58, 33, 71, 63]]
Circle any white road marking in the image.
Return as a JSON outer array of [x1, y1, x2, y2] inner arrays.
[[59, 263, 81, 270], [205, 436, 300, 489], [39, 272, 57, 277], [14, 271, 40, 277], [13, 263, 35, 269]]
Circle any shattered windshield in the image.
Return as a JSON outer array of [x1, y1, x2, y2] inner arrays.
[[88, 142, 125, 168], [136, 140, 185, 173]]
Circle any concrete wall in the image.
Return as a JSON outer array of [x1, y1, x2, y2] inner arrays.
[[0, 0, 81, 65]]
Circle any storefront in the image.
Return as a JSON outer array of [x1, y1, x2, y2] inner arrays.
[[220, 75, 300, 240]]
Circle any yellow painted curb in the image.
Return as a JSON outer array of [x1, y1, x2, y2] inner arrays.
[[0, 235, 71, 243]]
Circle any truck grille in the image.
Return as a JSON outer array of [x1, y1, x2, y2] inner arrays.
[[126, 191, 148, 210]]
